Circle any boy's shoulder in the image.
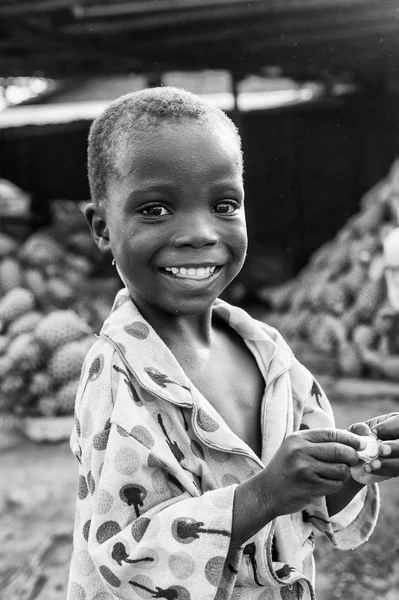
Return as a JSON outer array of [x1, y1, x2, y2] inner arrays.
[[216, 299, 315, 392], [214, 298, 291, 349]]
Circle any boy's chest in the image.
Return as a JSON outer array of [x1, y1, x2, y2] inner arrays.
[[177, 335, 265, 458]]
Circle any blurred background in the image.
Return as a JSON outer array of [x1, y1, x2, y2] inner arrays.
[[1, 2, 399, 599]]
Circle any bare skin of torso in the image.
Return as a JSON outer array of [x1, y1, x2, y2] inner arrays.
[[170, 317, 265, 458]]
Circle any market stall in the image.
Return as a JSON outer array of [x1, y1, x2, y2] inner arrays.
[[1, 0, 399, 441]]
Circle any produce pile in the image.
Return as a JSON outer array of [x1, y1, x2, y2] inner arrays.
[[0, 227, 120, 417], [262, 161, 399, 380]]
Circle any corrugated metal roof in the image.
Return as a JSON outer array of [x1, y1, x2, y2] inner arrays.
[[0, 0, 398, 80], [0, 0, 399, 78]]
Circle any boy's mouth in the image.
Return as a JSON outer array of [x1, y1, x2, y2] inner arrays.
[[162, 265, 219, 280]]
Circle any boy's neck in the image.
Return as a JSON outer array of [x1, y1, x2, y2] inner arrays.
[[134, 298, 214, 349]]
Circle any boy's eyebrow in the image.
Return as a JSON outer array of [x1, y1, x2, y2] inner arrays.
[[126, 179, 243, 197]]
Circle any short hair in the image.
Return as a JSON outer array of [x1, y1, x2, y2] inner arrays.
[[87, 86, 242, 205]]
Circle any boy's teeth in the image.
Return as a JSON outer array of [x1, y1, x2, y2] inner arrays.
[[164, 266, 216, 278]]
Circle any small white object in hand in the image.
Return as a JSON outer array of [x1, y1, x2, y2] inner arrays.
[[357, 435, 380, 463], [351, 434, 384, 484]]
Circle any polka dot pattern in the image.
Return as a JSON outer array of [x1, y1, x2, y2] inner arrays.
[[87, 471, 95, 495], [169, 586, 191, 600], [360, 521, 373, 538], [78, 476, 89, 500], [96, 520, 121, 544], [99, 565, 121, 588], [197, 408, 219, 432], [93, 427, 110, 451], [147, 453, 164, 468], [82, 520, 90, 541], [120, 484, 146, 512], [151, 468, 171, 494], [116, 425, 129, 437], [208, 448, 230, 463], [169, 552, 195, 579], [131, 517, 150, 542], [124, 321, 150, 340], [94, 489, 113, 515], [205, 556, 225, 586], [88, 354, 104, 381], [75, 550, 95, 577], [69, 297, 378, 598], [114, 447, 141, 476], [92, 593, 114, 600], [69, 582, 86, 600], [130, 425, 155, 448]]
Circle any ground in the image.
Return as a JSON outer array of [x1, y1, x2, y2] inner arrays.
[[1, 394, 399, 600]]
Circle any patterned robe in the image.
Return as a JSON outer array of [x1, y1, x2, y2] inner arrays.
[[67, 289, 379, 600]]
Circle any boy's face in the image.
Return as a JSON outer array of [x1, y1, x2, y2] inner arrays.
[[90, 119, 247, 317]]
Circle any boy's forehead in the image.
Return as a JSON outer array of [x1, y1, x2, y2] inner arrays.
[[113, 118, 241, 179]]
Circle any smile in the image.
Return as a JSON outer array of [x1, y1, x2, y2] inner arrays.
[[163, 266, 217, 280]]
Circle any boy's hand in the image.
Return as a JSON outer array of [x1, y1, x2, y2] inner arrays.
[[262, 428, 366, 518], [349, 413, 399, 481]]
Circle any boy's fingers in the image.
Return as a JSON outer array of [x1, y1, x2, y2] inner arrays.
[[379, 440, 399, 457], [305, 428, 366, 451], [372, 414, 399, 440], [314, 461, 352, 481], [348, 422, 372, 437], [367, 458, 399, 476], [311, 442, 360, 466]]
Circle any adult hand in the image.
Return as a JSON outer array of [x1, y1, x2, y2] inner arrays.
[[262, 428, 366, 518]]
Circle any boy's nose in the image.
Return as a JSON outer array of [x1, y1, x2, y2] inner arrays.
[[173, 216, 219, 248]]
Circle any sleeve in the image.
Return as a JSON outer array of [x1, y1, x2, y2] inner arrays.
[[73, 349, 239, 600], [229, 357, 380, 593], [290, 359, 380, 551]]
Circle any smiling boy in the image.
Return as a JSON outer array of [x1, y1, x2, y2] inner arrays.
[[68, 87, 398, 600]]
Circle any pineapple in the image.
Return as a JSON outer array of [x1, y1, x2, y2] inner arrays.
[[8, 311, 42, 339], [0, 233, 18, 258], [54, 379, 79, 415], [48, 340, 90, 384], [7, 333, 43, 372], [352, 324, 376, 350], [24, 268, 48, 303], [0, 287, 35, 329], [47, 278, 75, 306], [19, 233, 64, 267], [355, 276, 385, 321], [338, 341, 363, 377], [29, 372, 53, 398], [0, 257, 23, 292], [36, 396, 57, 417], [34, 310, 91, 352]]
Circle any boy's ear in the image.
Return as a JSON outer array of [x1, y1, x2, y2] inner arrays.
[[84, 202, 111, 255]]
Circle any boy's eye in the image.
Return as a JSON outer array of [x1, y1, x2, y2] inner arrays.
[[213, 201, 239, 214], [140, 205, 170, 217]]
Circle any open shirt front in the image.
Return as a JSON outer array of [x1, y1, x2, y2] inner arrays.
[[68, 289, 379, 600]]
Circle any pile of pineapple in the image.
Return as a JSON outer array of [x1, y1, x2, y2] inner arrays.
[[0, 229, 118, 417], [262, 160, 399, 380]]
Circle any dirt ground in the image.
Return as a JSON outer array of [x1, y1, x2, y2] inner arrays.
[[1, 394, 399, 600]]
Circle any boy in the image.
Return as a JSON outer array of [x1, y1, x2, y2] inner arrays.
[[68, 87, 399, 600]]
